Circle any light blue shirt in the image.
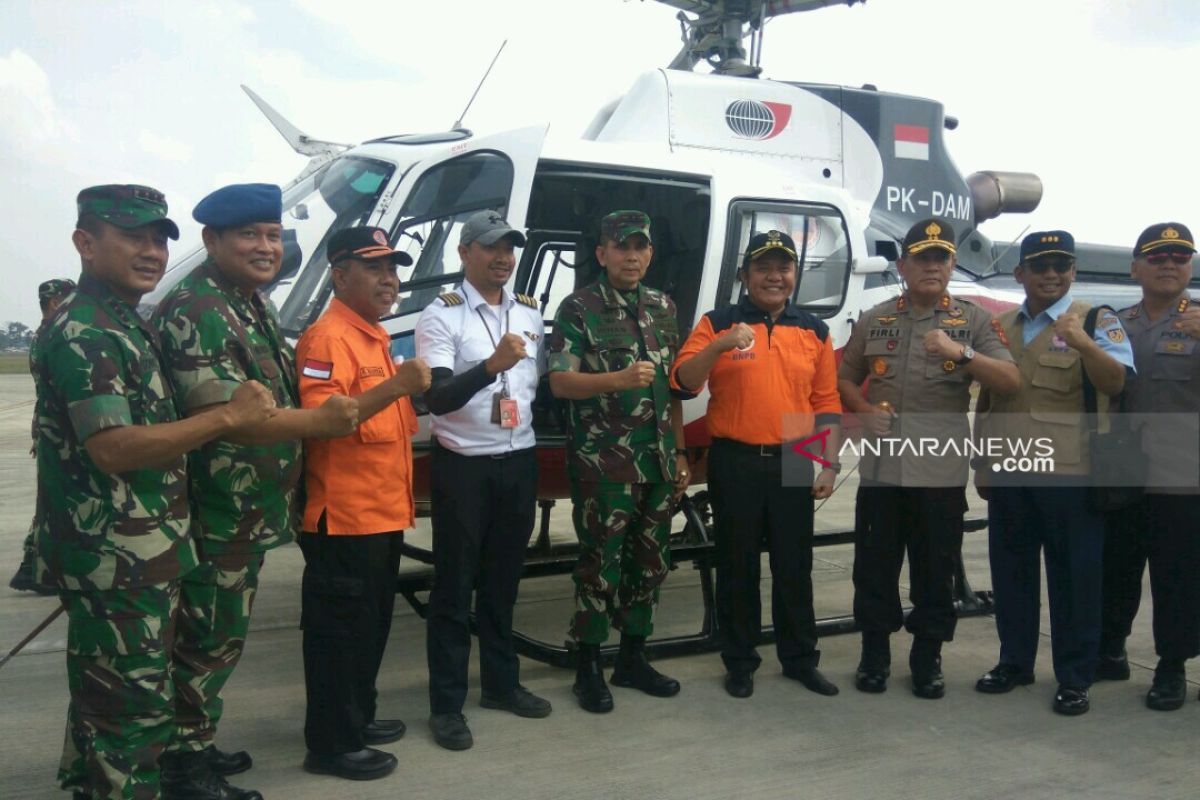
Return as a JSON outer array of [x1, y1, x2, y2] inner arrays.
[[1018, 292, 1135, 369]]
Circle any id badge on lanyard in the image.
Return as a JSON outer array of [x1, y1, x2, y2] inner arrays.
[[480, 307, 520, 428]]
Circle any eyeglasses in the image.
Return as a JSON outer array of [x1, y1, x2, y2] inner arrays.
[[1145, 252, 1193, 266], [1025, 258, 1074, 274]]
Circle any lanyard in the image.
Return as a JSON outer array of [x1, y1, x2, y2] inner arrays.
[[476, 305, 510, 391]]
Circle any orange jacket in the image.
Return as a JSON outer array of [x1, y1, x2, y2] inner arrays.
[[672, 298, 841, 444], [297, 298, 417, 535]]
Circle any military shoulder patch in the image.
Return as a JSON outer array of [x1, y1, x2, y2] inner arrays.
[[514, 293, 538, 308], [438, 292, 463, 307]]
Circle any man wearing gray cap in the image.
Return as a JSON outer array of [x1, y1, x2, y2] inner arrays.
[[415, 210, 552, 751]]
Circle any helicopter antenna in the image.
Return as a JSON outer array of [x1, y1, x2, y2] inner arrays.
[[453, 40, 507, 129], [986, 224, 1032, 274]]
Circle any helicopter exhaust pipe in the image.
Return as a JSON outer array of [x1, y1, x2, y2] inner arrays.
[[967, 171, 1043, 223]]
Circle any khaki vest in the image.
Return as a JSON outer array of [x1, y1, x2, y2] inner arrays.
[[981, 300, 1106, 476]]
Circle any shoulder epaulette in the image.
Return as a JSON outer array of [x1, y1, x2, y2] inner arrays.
[[514, 293, 537, 309], [438, 292, 464, 307]]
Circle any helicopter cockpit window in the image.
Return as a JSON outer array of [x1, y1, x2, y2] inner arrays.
[[720, 201, 851, 317], [387, 151, 516, 319], [272, 156, 396, 335]]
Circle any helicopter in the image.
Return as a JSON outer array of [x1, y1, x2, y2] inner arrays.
[[142, 0, 1056, 662]]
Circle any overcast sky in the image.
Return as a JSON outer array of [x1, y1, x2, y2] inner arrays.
[[1, 0, 1196, 326]]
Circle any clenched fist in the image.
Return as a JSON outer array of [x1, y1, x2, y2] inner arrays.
[[485, 333, 528, 374], [862, 402, 894, 436], [1174, 308, 1200, 339], [719, 322, 755, 352], [314, 394, 359, 438], [1053, 312, 1090, 350], [923, 329, 961, 360], [617, 360, 656, 390], [227, 380, 277, 428], [393, 357, 432, 396]]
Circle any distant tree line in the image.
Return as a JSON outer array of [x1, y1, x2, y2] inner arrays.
[[0, 321, 34, 351]]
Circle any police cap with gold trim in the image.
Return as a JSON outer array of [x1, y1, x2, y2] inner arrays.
[[1020, 230, 1075, 264], [1134, 222, 1195, 257], [902, 217, 956, 256]]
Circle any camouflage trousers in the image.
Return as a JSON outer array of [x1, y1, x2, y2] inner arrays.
[[166, 550, 263, 753], [569, 480, 673, 644], [58, 581, 179, 800]]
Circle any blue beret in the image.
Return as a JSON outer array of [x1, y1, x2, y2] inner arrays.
[[193, 183, 282, 228]]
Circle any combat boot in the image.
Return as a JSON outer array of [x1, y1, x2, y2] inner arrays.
[[1145, 659, 1187, 712], [573, 643, 614, 713], [855, 630, 890, 693], [161, 751, 263, 800], [610, 635, 681, 697], [8, 553, 54, 594]]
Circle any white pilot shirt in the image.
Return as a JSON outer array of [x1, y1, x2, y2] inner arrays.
[[415, 279, 545, 456]]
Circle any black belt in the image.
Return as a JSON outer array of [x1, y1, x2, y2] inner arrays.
[[711, 437, 784, 457], [433, 438, 534, 460]]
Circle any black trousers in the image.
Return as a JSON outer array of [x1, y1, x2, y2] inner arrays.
[[852, 484, 967, 649], [708, 439, 818, 674], [988, 483, 1103, 688], [1101, 494, 1200, 662], [299, 518, 404, 755], [427, 444, 537, 714]]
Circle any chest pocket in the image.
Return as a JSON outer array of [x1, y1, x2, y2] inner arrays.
[[1152, 339, 1196, 381], [924, 352, 969, 383], [355, 373, 400, 443], [1032, 352, 1079, 393], [134, 353, 175, 422], [863, 338, 898, 379]]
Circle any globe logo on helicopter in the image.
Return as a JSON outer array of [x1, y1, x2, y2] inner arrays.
[[724, 100, 793, 140]]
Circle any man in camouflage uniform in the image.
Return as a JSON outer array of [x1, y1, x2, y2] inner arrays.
[[10, 277, 76, 594], [153, 183, 357, 798], [37, 185, 275, 800], [548, 210, 689, 713]]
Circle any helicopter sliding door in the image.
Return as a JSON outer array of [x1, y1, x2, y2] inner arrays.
[[374, 125, 548, 357]]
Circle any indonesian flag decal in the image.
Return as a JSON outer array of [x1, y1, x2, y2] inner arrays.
[[302, 358, 333, 380], [894, 124, 929, 160]]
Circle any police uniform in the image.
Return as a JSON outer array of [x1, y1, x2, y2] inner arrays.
[[35, 186, 192, 799], [839, 218, 1014, 695], [414, 212, 548, 734], [296, 227, 420, 776], [153, 183, 298, 785], [1099, 222, 1200, 709], [673, 230, 842, 695], [9, 278, 75, 595], [976, 230, 1135, 712], [548, 210, 682, 710]]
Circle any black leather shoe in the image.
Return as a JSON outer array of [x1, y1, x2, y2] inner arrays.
[[429, 713, 473, 751], [574, 643, 614, 713], [724, 671, 754, 699], [8, 558, 54, 595], [201, 746, 251, 777], [161, 751, 263, 799], [1095, 651, 1130, 681], [912, 670, 945, 700], [1053, 685, 1090, 716], [855, 668, 888, 694], [783, 666, 839, 696], [611, 635, 682, 697], [481, 685, 553, 718], [975, 663, 1035, 694], [302, 748, 397, 781], [1146, 662, 1187, 712], [362, 718, 407, 745]]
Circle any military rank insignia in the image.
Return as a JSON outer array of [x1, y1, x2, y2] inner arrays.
[[991, 319, 1009, 347]]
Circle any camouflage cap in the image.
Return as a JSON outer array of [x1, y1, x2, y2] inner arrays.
[[600, 210, 652, 244], [76, 184, 180, 240], [38, 278, 76, 305]]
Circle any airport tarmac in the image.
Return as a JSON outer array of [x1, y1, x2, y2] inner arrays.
[[1, 372, 1196, 800]]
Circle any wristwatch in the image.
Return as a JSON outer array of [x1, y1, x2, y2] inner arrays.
[[956, 345, 976, 366]]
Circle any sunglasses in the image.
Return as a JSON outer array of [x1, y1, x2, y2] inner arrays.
[[1024, 258, 1074, 274], [1145, 252, 1193, 266]]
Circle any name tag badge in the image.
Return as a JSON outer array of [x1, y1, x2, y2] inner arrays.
[[499, 397, 520, 429]]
